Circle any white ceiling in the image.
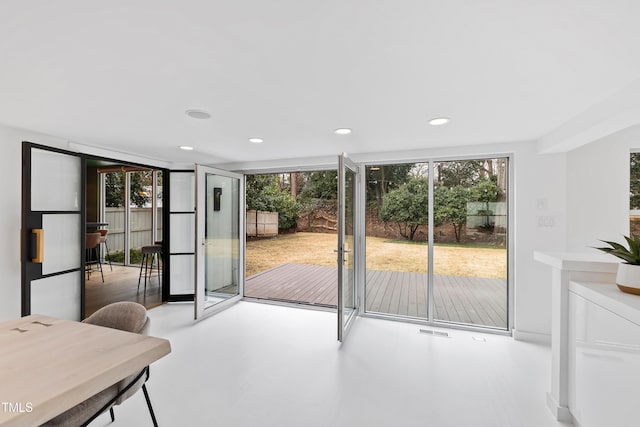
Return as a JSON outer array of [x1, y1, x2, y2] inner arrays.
[[1, 0, 640, 165]]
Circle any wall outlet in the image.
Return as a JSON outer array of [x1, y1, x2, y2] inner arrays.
[[537, 216, 555, 227]]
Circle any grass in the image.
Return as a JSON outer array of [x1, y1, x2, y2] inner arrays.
[[106, 249, 143, 264], [246, 232, 506, 279]]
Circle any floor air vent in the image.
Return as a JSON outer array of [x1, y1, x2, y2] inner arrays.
[[419, 329, 449, 338]]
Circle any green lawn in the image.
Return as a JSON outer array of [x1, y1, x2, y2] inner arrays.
[[246, 232, 506, 279]]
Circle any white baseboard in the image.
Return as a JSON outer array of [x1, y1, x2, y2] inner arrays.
[[512, 329, 551, 345], [546, 392, 574, 423]]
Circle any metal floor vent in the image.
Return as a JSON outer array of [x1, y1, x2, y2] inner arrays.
[[419, 329, 449, 338]]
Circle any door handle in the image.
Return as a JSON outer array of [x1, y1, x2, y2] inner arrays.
[[31, 229, 44, 263]]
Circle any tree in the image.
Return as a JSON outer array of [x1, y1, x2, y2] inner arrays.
[[631, 153, 640, 210], [470, 178, 500, 228], [246, 175, 301, 230], [366, 164, 413, 209], [436, 160, 485, 187], [105, 171, 152, 208], [434, 185, 471, 243], [298, 171, 337, 200], [380, 177, 428, 240]]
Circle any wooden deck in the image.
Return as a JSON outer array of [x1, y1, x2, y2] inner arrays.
[[245, 263, 507, 329]]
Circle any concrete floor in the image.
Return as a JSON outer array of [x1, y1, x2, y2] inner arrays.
[[95, 301, 569, 427]]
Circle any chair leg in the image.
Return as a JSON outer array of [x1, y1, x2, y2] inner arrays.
[[142, 384, 159, 427], [109, 407, 115, 422]]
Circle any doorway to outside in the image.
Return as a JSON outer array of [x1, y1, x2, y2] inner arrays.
[[244, 156, 510, 331], [84, 160, 164, 316], [244, 170, 339, 308], [364, 158, 509, 330]]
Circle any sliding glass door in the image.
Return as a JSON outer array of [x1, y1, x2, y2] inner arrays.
[[21, 143, 84, 320], [364, 157, 509, 331], [432, 159, 508, 328]]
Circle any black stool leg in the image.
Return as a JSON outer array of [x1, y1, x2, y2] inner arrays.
[[95, 246, 104, 283], [104, 239, 113, 271], [138, 253, 146, 291]]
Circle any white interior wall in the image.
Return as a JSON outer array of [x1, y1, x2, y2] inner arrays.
[[565, 124, 640, 251], [221, 141, 568, 340], [512, 143, 567, 341], [0, 124, 568, 340]]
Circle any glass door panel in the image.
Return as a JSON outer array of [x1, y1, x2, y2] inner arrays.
[[22, 144, 83, 320], [41, 214, 81, 275], [432, 158, 508, 329], [168, 171, 196, 297], [195, 165, 244, 319], [364, 163, 429, 319], [363, 158, 509, 332], [337, 153, 358, 341]]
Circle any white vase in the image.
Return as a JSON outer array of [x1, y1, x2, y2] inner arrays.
[[616, 263, 640, 295]]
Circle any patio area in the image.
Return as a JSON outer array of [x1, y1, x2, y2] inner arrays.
[[245, 263, 507, 329]]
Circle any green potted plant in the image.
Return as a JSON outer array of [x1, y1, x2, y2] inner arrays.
[[596, 235, 640, 295]]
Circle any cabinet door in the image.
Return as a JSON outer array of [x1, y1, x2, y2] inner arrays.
[[569, 292, 640, 426]]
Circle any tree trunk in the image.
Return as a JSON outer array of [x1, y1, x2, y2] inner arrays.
[[290, 172, 297, 197]]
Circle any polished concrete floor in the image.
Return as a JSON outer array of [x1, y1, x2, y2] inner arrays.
[[94, 301, 570, 427]]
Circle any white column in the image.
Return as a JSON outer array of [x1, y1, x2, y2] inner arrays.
[[534, 252, 618, 422]]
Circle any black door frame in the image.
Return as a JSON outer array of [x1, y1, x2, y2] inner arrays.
[[21, 141, 175, 318]]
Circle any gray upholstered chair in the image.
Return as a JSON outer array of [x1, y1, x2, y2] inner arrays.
[[42, 302, 159, 427]]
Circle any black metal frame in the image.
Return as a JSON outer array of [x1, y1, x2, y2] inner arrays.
[[21, 142, 87, 317], [21, 141, 173, 319], [165, 169, 196, 302], [80, 366, 158, 427]]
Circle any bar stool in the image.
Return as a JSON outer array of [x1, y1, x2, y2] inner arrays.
[[97, 229, 113, 271], [85, 232, 104, 283], [137, 245, 162, 292]]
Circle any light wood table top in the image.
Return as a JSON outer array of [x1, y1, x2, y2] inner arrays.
[[0, 314, 171, 427]]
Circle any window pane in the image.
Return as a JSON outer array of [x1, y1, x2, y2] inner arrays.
[[170, 172, 195, 212], [31, 272, 81, 321], [364, 163, 429, 319], [630, 152, 640, 237], [42, 214, 81, 275], [31, 148, 81, 211], [432, 158, 508, 329]]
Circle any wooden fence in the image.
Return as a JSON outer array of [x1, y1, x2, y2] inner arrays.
[[104, 207, 163, 252], [246, 210, 278, 237]]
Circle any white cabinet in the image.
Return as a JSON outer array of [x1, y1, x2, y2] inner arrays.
[[568, 282, 640, 427]]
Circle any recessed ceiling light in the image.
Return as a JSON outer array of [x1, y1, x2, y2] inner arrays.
[[185, 109, 211, 119], [335, 128, 352, 135], [249, 138, 263, 144], [179, 146, 194, 151], [370, 166, 381, 171], [429, 117, 450, 126]]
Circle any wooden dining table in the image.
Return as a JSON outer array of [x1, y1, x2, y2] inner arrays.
[[0, 314, 171, 427]]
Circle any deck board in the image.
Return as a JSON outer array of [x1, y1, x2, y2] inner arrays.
[[245, 263, 507, 328]]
